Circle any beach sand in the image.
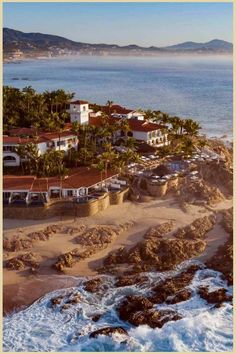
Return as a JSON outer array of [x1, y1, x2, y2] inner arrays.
[[3, 197, 232, 315]]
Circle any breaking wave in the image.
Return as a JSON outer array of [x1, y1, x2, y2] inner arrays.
[[3, 261, 233, 352]]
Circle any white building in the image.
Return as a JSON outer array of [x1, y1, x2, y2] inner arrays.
[[3, 131, 78, 167], [89, 116, 168, 147], [67, 100, 91, 125]]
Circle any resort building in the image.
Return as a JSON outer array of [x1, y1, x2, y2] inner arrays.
[[89, 116, 169, 147], [67, 99, 91, 124], [89, 104, 145, 120], [3, 167, 121, 206], [3, 131, 78, 167], [68, 99, 168, 146]]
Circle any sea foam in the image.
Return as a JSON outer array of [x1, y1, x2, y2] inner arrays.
[[3, 261, 233, 352]]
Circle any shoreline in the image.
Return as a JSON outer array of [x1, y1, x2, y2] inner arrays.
[[3, 197, 232, 316]]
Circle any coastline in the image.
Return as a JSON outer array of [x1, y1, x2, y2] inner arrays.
[[3, 197, 232, 316]]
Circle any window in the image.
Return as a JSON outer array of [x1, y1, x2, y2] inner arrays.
[[83, 106, 86, 111], [3, 192, 11, 199], [3, 156, 16, 161], [67, 190, 74, 197], [57, 140, 66, 147]]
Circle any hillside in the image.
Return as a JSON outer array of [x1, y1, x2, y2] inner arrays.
[[3, 28, 233, 60]]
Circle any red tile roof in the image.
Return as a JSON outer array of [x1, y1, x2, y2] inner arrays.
[[3, 136, 38, 144], [9, 127, 40, 136], [128, 119, 164, 132], [3, 168, 117, 192], [3, 176, 36, 191], [3, 131, 77, 145], [89, 116, 164, 132], [101, 104, 134, 115], [39, 131, 77, 140], [71, 100, 88, 105]]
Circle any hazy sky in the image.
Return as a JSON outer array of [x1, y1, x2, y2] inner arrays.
[[3, 2, 233, 47]]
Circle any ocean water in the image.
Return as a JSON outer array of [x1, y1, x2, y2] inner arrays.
[[3, 55, 233, 139], [3, 261, 233, 352]]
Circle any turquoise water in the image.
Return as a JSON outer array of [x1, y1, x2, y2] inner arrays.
[[3, 55, 233, 139]]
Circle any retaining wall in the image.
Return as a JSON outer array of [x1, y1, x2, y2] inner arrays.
[[3, 188, 129, 220]]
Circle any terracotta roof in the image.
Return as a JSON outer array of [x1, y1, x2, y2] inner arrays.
[[89, 116, 164, 133], [128, 119, 164, 132], [3, 168, 117, 192], [3, 176, 36, 191], [3, 136, 37, 144], [39, 131, 77, 140], [102, 104, 134, 115], [71, 100, 88, 105], [3, 131, 77, 145], [9, 127, 40, 136]]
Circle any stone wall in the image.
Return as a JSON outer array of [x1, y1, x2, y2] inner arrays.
[[109, 188, 129, 205], [146, 182, 168, 197], [3, 188, 129, 220]]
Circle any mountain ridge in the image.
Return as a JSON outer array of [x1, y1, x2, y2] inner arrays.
[[3, 28, 233, 60]]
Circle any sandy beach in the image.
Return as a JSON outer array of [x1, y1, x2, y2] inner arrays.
[[3, 196, 232, 315]]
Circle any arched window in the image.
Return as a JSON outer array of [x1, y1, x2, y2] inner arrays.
[[3, 156, 16, 161]]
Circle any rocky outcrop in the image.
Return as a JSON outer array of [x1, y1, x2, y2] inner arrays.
[[174, 215, 216, 240], [149, 265, 200, 304], [53, 223, 134, 272], [5, 252, 40, 270], [205, 208, 233, 285], [83, 278, 102, 293], [115, 275, 148, 287], [179, 179, 225, 206], [3, 237, 33, 252], [103, 217, 216, 274], [206, 238, 233, 285], [75, 223, 133, 247], [198, 287, 232, 305], [220, 208, 233, 235], [117, 295, 182, 328], [104, 236, 206, 273], [144, 222, 174, 239], [199, 160, 233, 196], [166, 289, 192, 304], [118, 295, 153, 322], [50, 292, 82, 309], [89, 327, 128, 338], [3, 224, 61, 252], [126, 309, 182, 328]]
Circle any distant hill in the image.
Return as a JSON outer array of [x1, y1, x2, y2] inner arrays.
[[164, 39, 233, 51], [3, 28, 233, 60]]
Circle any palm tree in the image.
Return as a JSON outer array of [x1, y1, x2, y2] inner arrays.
[[94, 161, 106, 189], [100, 143, 117, 178], [15, 145, 27, 174], [144, 109, 155, 121], [24, 143, 40, 175], [106, 100, 114, 118], [184, 119, 201, 136]]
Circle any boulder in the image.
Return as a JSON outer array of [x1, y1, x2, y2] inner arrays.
[[51, 296, 63, 306], [166, 289, 192, 304], [89, 327, 128, 338], [198, 287, 232, 304], [84, 278, 102, 293], [128, 309, 182, 328], [118, 295, 153, 322], [91, 314, 102, 322], [115, 275, 148, 287]]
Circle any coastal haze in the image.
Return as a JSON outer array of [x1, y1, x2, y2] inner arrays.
[[4, 54, 233, 139]]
